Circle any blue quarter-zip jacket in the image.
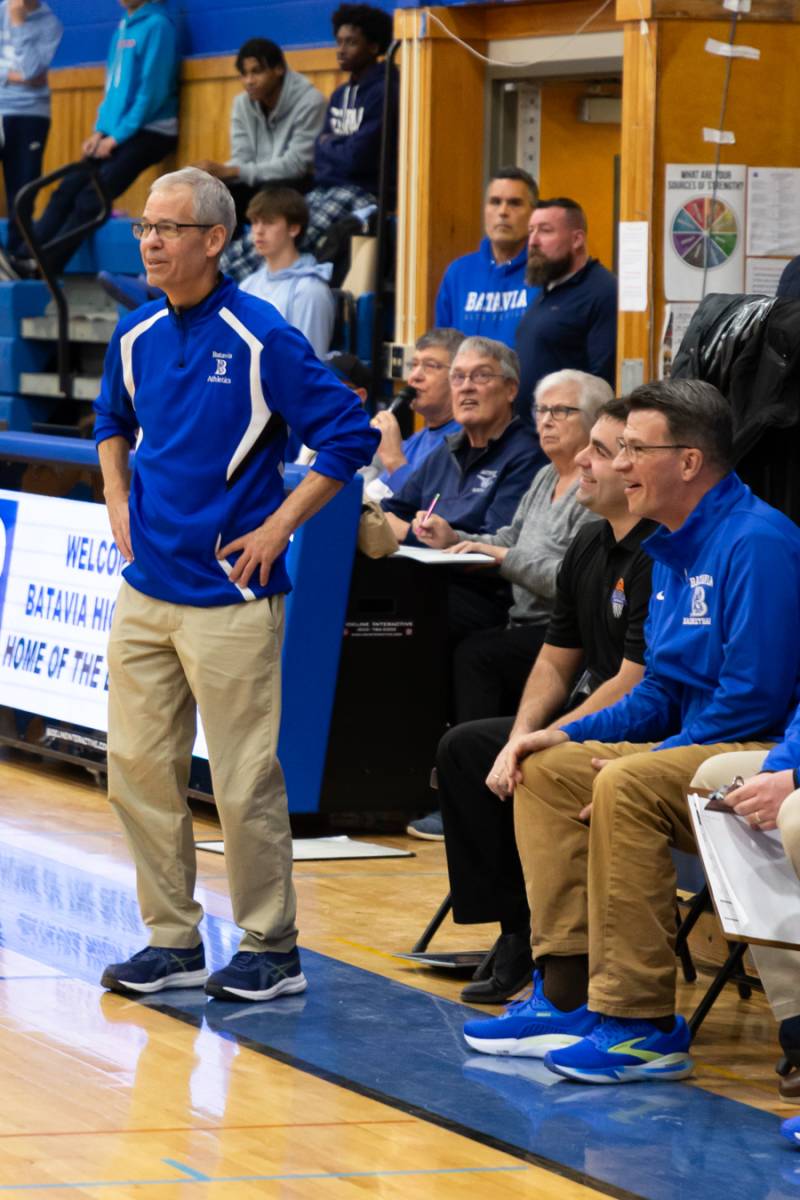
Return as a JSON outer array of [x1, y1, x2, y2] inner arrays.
[[435, 239, 539, 349], [562, 473, 800, 749], [382, 418, 546, 547], [94, 276, 379, 607], [95, 0, 178, 145]]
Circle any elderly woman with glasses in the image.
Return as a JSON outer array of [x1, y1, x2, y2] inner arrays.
[[417, 368, 613, 723]]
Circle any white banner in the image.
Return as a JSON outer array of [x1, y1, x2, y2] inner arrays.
[[0, 490, 208, 758]]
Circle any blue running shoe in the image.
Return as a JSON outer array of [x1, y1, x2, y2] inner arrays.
[[205, 947, 307, 1002], [101, 944, 208, 995], [782, 1116, 800, 1147], [463, 970, 600, 1057], [544, 1015, 693, 1083]]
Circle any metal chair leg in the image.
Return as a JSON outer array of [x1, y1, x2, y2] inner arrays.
[[411, 891, 453, 954]]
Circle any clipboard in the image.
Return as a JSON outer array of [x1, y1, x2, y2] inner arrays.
[[687, 791, 800, 951]]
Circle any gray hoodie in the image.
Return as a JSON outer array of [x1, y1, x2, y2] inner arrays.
[[240, 254, 335, 359], [228, 69, 327, 187]]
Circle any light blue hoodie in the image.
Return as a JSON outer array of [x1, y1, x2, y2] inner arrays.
[[95, 0, 178, 145], [239, 253, 335, 360], [0, 1, 62, 118]]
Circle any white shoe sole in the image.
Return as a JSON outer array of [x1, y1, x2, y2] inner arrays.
[[464, 1032, 584, 1058], [107, 968, 209, 994], [547, 1053, 694, 1084], [207, 971, 308, 1002]]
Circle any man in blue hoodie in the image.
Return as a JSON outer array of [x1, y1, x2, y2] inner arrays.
[[94, 167, 378, 1003], [0, 0, 62, 268], [302, 3, 398, 255], [7, 0, 179, 278], [463, 379, 800, 1084], [435, 167, 539, 350]]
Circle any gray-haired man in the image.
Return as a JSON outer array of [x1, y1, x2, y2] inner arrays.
[[94, 167, 378, 1002]]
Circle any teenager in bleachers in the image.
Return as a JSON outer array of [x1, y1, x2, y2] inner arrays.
[[3, 0, 178, 279], [0, 0, 62, 273], [239, 187, 334, 360]]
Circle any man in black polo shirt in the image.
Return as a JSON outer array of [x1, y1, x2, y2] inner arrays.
[[438, 398, 655, 1003], [515, 198, 617, 420]]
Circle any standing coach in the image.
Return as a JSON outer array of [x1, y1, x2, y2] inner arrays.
[[94, 167, 378, 1003]]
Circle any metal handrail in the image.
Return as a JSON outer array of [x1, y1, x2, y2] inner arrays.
[[14, 160, 112, 401], [368, 39, 400, 409]]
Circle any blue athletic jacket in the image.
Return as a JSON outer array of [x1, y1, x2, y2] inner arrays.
[[95, 0, 178, 145], [562, 473, 800, 749], [435, 239, 539, 349], [94, 276, 379, 607], [382, 418, 546, 547]]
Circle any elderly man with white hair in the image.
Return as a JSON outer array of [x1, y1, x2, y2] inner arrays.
[[93, 167, 378, 1002]]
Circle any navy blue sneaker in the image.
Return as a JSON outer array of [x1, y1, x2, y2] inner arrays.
[[406, 811, 444, 840], [205, 947, 308, 1001], [463, 970, 600, 1057], [544, 1015, 693, 1084], [782, 1116, 800, 1147], [101, 944, 208, 995]]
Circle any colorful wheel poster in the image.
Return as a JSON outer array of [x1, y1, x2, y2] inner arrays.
[[664, 164, 746, 300]]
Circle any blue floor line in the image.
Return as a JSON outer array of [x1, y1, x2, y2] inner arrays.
[[0, 1165, 532, 1192], [161, 1159, 210, 1181], [1, 837, 799, 1200]]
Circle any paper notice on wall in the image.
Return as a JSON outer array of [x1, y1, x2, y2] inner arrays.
[[745, 257, 789, 297], [664, 164, 746, 300], [747, 168, 800, 257], [658, 302, 698, 379], [618, 221, 649, 312]]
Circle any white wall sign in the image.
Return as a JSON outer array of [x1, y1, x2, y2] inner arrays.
[[746, 167, 800, 257], [664, 164, 746, 301], [0, 490, 208, 758]]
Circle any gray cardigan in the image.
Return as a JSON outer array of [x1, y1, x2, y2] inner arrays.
[[228, 69, 327, 187], [458, 463, 599, 625]]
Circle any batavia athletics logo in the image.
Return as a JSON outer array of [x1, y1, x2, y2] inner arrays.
[[472, 469, 498, 494], [207, 350, 232, 385], [610, 577, 627, 618], [684, 574, 713, 626]]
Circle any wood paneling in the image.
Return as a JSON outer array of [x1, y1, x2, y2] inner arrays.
[[618, 0, 800, 20], [3, 49, 343, 221], [617, 19, 658, 382]]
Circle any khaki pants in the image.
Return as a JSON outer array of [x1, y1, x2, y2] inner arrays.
[[107, 581, 297, 953], [514, 738, 771, 1018], [691, 751, 800, 1021]]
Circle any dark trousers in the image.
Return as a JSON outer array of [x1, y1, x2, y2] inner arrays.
[[0, 114, 50, 256], [34, 129, 177, 272], [452, 621, 547, 724], [438, 716, 529, 927]]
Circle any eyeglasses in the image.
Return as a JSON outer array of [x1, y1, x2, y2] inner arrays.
[[409, 358, 449, 375], [533, 403, 582, 421], [132, 221, 215, 240], [450, 368, 505, 387], [615, 438, 691, 462]]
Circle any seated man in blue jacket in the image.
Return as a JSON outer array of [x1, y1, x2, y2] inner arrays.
[[8, 0, 179, 279], [382, 336, 545, 634], [364, 327, 463, 501], [463, 378, 800, 1085], [435, 167, 539, 349]]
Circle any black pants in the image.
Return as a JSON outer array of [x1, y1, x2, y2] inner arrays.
[[452, 621, 547, 724], [0, 114, 50, 256], [34, 129, 177, 272], [438, 716, 529, 928]]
